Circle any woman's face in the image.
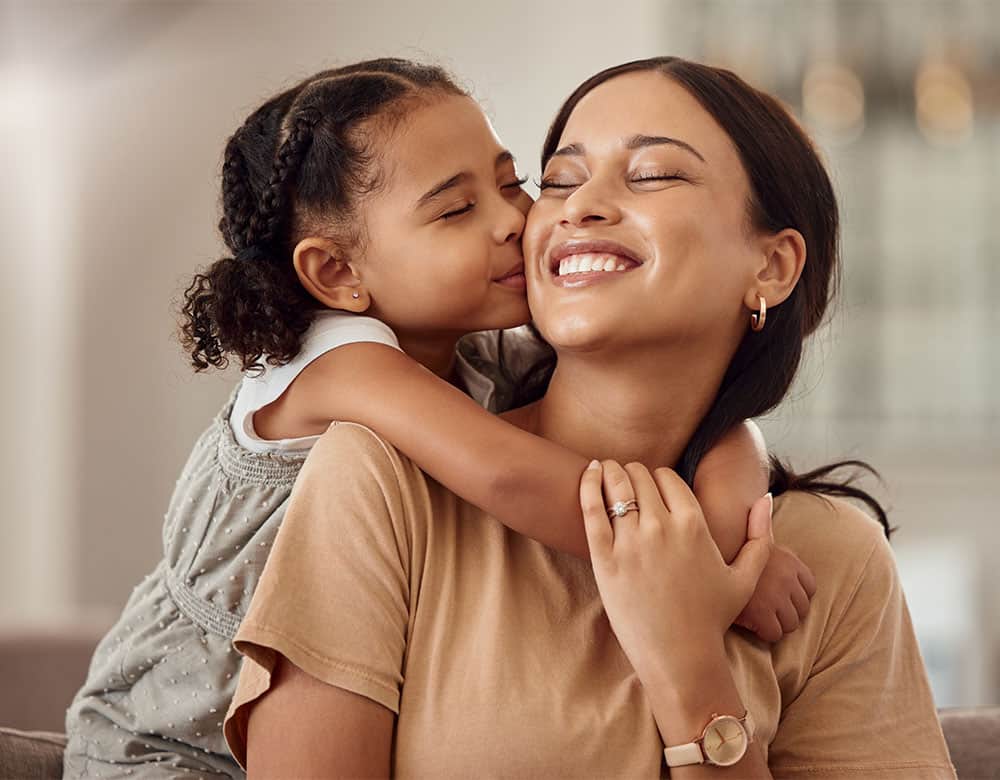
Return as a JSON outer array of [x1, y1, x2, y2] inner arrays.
[[360, 94, 533, 337], [524, 71, 761, 355]]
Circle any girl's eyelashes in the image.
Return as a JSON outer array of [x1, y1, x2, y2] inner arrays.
[[439, 176, 529, 220], [502, 175, 529, 190], [440, 202, 475, 220]]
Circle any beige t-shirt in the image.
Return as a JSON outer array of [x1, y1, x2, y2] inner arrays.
[[224, 422, 956, 778]]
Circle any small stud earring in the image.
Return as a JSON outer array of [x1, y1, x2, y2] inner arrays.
[[750, 295, 767, 332], [352, 292, 360, 299]]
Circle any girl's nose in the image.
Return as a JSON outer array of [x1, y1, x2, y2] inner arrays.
[[494, 196, 527, 245]]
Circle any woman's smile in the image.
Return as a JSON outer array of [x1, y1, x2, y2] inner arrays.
[[546, 238, 645, 288]]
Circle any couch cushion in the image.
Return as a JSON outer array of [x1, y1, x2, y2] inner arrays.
[[0, 728, 66, 780], [938, 706, 1000, 780]]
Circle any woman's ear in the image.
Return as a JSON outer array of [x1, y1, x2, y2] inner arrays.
[[743, 228, 806, 313], [292, 237, 370, 313]]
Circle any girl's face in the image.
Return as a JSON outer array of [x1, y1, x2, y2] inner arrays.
[[524, 71, 761, 356], [357, 94, 532, 337]]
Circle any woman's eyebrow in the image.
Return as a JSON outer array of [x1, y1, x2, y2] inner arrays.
[[626, 134, 706, 162], [550, 136, 706, 163], [416, 151, 515, 208]]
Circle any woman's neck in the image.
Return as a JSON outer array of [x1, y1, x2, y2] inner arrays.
[[527, 345, 732, 470]]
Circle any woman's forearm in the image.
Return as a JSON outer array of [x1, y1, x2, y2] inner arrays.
[[640, 638, 771, 779]]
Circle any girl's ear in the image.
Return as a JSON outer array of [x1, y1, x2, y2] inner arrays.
[[742, 228, 806, 314], [292, 237, 370, 313]]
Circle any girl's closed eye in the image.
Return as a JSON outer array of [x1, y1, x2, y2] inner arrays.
[[501, 175, 529, 192], [440, 176, 528, 219], [440, 202, 475, 220]]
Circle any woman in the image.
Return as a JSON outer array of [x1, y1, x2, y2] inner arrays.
[[223, 58, 955, 778]]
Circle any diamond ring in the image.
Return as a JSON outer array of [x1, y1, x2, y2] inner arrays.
[[606, 499, 639, 520]]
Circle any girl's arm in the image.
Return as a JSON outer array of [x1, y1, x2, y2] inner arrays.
[[257, 342, 761, 561], [245, 654, 392, 779], [258, 342, 592, 556]]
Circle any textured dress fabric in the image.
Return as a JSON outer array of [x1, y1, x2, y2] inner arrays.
[[62, 397, 308, 779], [62, 326, 542, 779]]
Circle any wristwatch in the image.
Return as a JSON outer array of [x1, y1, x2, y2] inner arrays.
[[663, 710, 756, 768]]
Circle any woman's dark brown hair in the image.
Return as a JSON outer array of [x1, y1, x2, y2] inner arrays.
[[179, 58, 465, 375], [533, 56, 891, 535]]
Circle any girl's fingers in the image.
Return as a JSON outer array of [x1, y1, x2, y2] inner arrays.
[[776, 600, 799, 634], [798, 565, 817, 598], [790, 583, 811, 620], [580, 460, 613, 559], [757, 614, 783, 644], [601, 460, 638, 532], [650, 466, 701, 517]]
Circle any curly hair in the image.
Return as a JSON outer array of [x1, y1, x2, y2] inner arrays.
[[179, 59, 466, 374]]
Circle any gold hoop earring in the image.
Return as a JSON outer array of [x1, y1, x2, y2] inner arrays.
[[750, 295, 767, 332]]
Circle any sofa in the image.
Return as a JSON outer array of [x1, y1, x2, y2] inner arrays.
[[2, 626, 998, 778]]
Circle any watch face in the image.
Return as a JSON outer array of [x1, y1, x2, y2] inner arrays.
[[702, 715, 748, 767]]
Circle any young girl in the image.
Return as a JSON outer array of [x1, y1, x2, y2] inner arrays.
[[63, 58, 814, 778]]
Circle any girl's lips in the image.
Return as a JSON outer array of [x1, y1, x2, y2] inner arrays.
[[495, 271, 526, 290]]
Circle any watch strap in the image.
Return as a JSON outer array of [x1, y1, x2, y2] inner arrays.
[[663, 709, 754, 768], [663, 741, 704, 767]]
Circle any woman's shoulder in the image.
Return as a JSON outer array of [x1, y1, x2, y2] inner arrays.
[[306, 421, 418, 479], [773, 489, 887, 552], [772, 490, 896, 613]]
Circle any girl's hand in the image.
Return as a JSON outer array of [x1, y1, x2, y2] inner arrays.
[[734, 545, 817, 643], [580, 460, 773, 679]]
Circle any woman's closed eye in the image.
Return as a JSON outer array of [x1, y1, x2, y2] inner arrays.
[[538, 171, 690, 192]]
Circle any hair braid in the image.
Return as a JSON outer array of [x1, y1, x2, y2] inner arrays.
[[218, 134, 258, 253], [178, 59, 467, 374], [247, 108, 322, 250]]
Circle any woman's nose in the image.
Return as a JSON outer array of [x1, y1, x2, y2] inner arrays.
[[560, 181, 622, 228]]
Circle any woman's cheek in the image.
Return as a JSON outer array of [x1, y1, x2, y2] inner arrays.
[[523, 201, 557, 268]]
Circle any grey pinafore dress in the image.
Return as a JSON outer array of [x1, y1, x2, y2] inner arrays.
[[62, 328, 550, 779]]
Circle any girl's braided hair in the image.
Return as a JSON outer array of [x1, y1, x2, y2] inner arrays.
[[179, 59, 466, 374]]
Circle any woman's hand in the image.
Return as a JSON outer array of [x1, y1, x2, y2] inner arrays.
[[580, 460, 773, 679]]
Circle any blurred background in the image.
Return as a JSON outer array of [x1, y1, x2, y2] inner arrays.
[[1, 0, 997, 715]]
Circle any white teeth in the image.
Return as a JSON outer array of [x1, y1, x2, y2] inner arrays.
[[556, 252, 636, 277]]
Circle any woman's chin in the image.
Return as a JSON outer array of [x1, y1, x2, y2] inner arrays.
[[535, 316, 620, 355]]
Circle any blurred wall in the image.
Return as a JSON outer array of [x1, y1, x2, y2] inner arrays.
[[2, 0, 997, 706]]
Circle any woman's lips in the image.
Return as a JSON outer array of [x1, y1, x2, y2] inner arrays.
[[546, 239, 645, 288], [550, 265, 635, 288]]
